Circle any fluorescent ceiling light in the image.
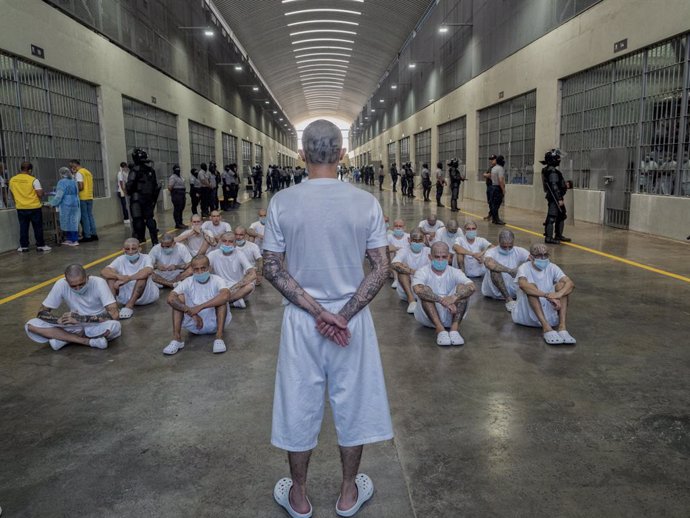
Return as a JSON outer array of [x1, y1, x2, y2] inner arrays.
[[295, 53, 351, 59], [283, 0, 363, 2], [286, 9, 362, 16], [273, 110, 277, 114], [287, 20, 359, 27], [279, 118, 284, 121], [253, 86, 260, 91], [296, 58, 349, 64], [302, 82, 345, 88], [264, 101, 269, 104], [234, 65, 242, 71], [439, 26, 449, 33], [204, 30, 214, 36], [371, 109, 375, 112], [300, 72, 347, 78], [292, 38, 355, 45], [379, 99, 384, 102], [409, 63, 416, 69], [391, 85, 397, 89], [293, 46, 353, 52], [290, 29, 357, 36], [298, 64, 349, 69]]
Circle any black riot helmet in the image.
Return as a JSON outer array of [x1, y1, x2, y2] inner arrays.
[[448, 158, 459, 169], [540, 149, 562, 166], [172, 164, 181, 174], [131, 148, 149, 165]]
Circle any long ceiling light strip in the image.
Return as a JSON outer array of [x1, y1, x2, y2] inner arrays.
[[293, 46, 353, 52], [290, 29, 357, 36], [298, 68, 348, 74], [297, 64, 349, 69], [285, 9, 362, 16], [287, 20, 359, 27], [292, 38, 355, 45], [283, 0, 363, 3], [296, 58, 350, 64], [299, 72, 348, 78], [295, 53, 352, 59]]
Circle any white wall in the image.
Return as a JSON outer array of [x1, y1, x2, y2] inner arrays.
[[0, 0, 297, 252], [351, 0, 690, 241]]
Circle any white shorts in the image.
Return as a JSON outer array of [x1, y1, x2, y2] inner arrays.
[[25, 318, 122, 343], [271, 302, 394, 452], [116, 279, 160, 306], [511, 291, 559, 328], [154, 269, 184, 282], [182, 305, 232, 335], [481, 271, 517, 300], [413, 300, 464, 329]]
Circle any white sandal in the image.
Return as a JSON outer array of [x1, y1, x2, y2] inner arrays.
[[336, 473, 374, 517], [274, 478, 312, 518], [544, 330, 564, 345]]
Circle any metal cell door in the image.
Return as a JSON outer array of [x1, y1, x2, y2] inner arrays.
[[591, 148, 631, 228]]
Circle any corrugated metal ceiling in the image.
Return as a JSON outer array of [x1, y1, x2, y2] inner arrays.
[[212, 0, 433, 124]]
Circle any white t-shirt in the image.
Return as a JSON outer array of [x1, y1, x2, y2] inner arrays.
[[202, 221, 232, 239], [207, 249, 254, 285], [392, 246, 431, 272], [512, 261, 566, 326], [149, 243, 192, 270], [454, 236, 492, 277], [491, 165, 505, 184], [433, 227, 464, 248], [515, 261, 566, 294], [75, 172, 83, 184], [116, 169, 128, 196], [178, 228, 214, 256], [172, 274, 228, 306], [387, 232, 410, 250], [249, 220, 265, 249], [107, 253, 155, 276], [42, 276, 115, 316], [236, 241, 262, 266], [33, 178, 42, 190], [418, 220, 445, 235], [481, 245, 530, 297], [412, 264, 473, 295], [263, 178, 388, 303]]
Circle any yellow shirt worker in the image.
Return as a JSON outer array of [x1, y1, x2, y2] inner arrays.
[[70, 159, 98, 241], [9, 162, 51, 252]]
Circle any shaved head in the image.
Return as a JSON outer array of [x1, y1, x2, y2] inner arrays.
[[430, 241, 450, 255], [530, 243, 549, 256], [301, 120, 343, 165], [220, 231, 235, 241], [64, 264, 86, 280], [498, 229, 515, 244], [191, 255, 210, 268], [161, 232, 175, 244], [410, 229, 424, 241], [234, 225, 246, 234], [124, 237, 140, 248], [464, 219, 477, 230]]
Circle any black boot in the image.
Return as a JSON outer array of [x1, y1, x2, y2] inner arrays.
[[545, 236, 561, 244], [555, 220, 571, 242]]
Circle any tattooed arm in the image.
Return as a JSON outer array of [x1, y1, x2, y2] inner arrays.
[[167, 290, 191, 314], [412, 284, 441, 303], [391, 261, 415, 275], [37, 305, 59, 324], [338, 246, 389, 321], [58, 309, 113, 325], [484, 257, 517, 276], [263, 251, 325, 318], [187, 288, 231, 315], [227, 268, 258, 301], [452, 282, 476, 302]]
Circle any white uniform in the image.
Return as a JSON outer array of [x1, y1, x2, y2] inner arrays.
[[412, 265, 473, 328], [207, 249, 254, 287], [392, 246, 431, 300], [149, 243, 192, 281], [481, 246, 530, 299], [172, 274, 231, 334], [433, 227, 464, 248], [454, 236, 491, 277], [387, 232, 410, 250], [202, 221, 232, 240], [418, 219, 445, 238], [512, 262, 566, 327], [249, 220, 265, 250], [236, 241, 262, 268], [264, 178, 393, 451], [107, 254, 160, 305], [178, 228, 214, 256], [25, 277, 121, 344]]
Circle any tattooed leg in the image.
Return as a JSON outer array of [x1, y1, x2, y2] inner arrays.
[[126, 279, 147, 309], [420, 300, 445, 334], [107, 278, 119, 297], [527, 294, 554, 333], [398, 273, 415, 303], [26, 324, 91, 346], [152, 273, 175, 289], [227, 283, 254, 304], [171, 295, 185, 341], [215, 304, 227, 339], [490, 271, 512, 300]]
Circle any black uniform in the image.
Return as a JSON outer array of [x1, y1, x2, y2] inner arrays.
[[390, 164, 399, 192], [127, 150, 160, 245], [405, 164, 415, 197], [252, 166, 263, 198], [169, 166, 186, 228], [448, 160, 463, 212], [541, 153, 570, 243], [421, 165, 431, 201]]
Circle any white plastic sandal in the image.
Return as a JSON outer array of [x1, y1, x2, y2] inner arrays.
[[274, 478, 312, 518], [336, 473, 374, 517], [558, 330, 576, 344], [544, 330, 564, 345]]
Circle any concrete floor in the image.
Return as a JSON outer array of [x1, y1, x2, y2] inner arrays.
[[1, 184, 689, 518]]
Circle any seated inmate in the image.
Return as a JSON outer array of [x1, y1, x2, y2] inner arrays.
[[101, 238, 159, 319], [452, 220, 493, 277], [432, 219, 463, 265], [391, 229, 431, 313], [387, 219, 409, 290], [233, 226, 263, 286], [175, 214, 215, 256], [418, 213, 445, 245], [412, 242, 475, 346], [25, 264, 121, 350], [512, 243, 576, 345], [207, 231, 258, 308], [482, 229, 530, 312], [149, 232, 193, 289]]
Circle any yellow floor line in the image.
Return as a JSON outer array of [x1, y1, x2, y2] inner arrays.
[[0, 228, 175, 306]]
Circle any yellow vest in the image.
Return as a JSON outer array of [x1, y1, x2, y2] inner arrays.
[[77, 167, 94, 200], [9, 173, 42, 209]]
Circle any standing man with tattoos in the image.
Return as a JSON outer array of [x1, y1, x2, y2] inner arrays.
[[24, 264, 121, 350], [264, 120, 392, 518], [412, 242, 476, 346]]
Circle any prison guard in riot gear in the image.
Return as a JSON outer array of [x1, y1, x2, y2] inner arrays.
[[541, 150, 571, 244], [127, 148, 160, 245], [448, 158, 463, 212]]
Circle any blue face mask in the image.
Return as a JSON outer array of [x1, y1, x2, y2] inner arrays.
[[220, 244, 234, 254], [534, 258, 550, 270], [446, 230, 457, 237], [259, 217, 266, 224], [410, 242, 424, 253], [162, 247, 174, 255], [431, 259, 448, 272], [72, 283, 89, 295], [125, 253, 140, 263], [498, 247, 512, 256], [466, 230, 477, 240], [236, 239, 246, 246], [393, 229, 404, 238], [194, 271, 211, 283]]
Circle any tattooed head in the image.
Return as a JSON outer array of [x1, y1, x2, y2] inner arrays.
[[498, 229, 515, 245], [530, 243, 549, 257], [430, 241, 450, 256], [300, 120, 343, 165]]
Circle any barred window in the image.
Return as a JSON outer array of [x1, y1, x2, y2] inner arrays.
[[255, 144, 263, 169], [387, 142, 396, 168], [399, 137, 410, 164], [222, 132, 237, 166], [414, 129, 431, 171], [241, 139, 252, 180], [438, 116, 467, 169], [0, 51, 103, 207], [188, 120, 215, 169]]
